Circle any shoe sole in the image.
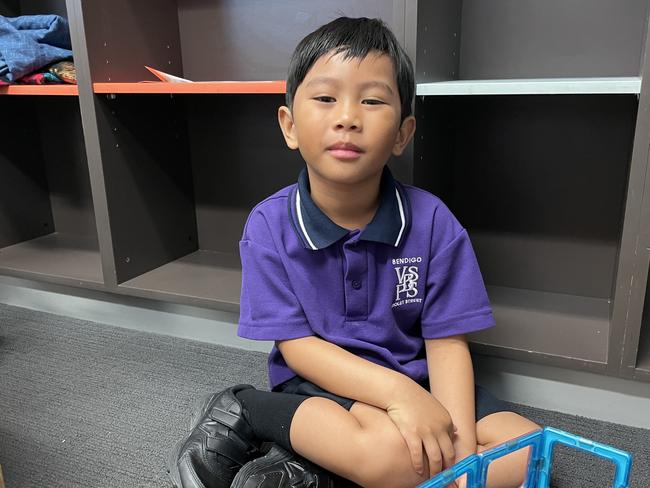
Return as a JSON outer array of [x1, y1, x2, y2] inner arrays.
[[229, 446, 294, 488], [166, 392, 221, 488]]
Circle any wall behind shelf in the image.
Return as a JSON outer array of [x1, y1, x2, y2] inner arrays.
[[19, 0, 67, 16], [458, 0, 649, 79], [81, 0, 184, 83], [186, 95, 303, 254], [0, 98, 55, 249], [177, 0, 399, 81], [2, 0, 67, 16], [0, 0, 19, 15], [37, 97, 96, 238], [414, 94, 636, 299], [1, 274, 649, 429]]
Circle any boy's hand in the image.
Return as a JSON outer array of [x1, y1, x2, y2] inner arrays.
[[386, 383, 456, 477]]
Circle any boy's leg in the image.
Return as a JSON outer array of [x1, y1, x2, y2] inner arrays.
[[290, 398, 539, 488], [236, 387, 538, 488], [475, 412, 541, 488], [289, 397, 432, 488]]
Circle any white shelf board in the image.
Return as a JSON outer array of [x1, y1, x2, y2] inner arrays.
[[416, 77, 642, 96]]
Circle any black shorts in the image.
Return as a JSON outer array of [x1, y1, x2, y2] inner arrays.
[[276, 376, 511, 421]]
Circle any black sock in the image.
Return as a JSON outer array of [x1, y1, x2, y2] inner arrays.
[[235, 388, 308, 454]]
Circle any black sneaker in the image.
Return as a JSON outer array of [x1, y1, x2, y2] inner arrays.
[[230, 444, 359, 488], [167, 384, 263, 488]]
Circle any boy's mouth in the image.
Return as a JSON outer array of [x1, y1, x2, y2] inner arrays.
[[327, 142, 364, 160]]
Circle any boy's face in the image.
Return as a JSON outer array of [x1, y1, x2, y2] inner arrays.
[[278, 50, 415, 188]]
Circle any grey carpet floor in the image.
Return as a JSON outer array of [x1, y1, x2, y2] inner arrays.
[[0, 302, 647, 488]]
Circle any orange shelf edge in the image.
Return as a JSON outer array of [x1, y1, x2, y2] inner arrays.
[[0, 85, 79, 96], [93, 81, 287, 94]]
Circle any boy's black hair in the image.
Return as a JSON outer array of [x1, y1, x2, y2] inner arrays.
[[286, 16, 415, 122]]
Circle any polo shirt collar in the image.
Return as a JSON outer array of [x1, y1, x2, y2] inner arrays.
[[289, 166, 411, 250]]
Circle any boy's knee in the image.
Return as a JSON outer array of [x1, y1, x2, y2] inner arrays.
[[356, 429, 429, 488]]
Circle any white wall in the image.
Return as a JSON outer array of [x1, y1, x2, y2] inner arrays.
[[1, 275, 649, 429]]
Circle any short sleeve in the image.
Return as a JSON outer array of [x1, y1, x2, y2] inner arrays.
[[237, 234, 314, 341], [421, 228, 495, 339]]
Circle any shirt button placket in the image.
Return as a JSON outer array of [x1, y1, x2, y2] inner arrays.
[[343, 239, 368, 320]]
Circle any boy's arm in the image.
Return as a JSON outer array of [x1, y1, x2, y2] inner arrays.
[[279, 335, 458, 474], [426, 334, 477, 461], [277, 335, 415, 409]]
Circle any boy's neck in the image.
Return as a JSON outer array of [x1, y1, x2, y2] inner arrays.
[[307, 169, 382, 231]]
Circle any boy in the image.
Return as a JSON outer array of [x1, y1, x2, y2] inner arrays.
[[168, 16, 539, 488]]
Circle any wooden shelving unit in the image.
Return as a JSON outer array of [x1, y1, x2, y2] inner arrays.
[[2, 0, 650, 382]]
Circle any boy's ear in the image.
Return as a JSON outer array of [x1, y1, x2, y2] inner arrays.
[[278, 106, 299, 150], [392, 115, 416, 156]]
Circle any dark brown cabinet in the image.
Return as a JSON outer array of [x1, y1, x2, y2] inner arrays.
[[2, 0, 650, 382]]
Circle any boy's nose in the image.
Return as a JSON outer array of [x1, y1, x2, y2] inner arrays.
[[334, 103, 361, 131]]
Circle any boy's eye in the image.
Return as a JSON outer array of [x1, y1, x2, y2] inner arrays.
[[314, 96, 336, 103], [362, 99, 385, 105]]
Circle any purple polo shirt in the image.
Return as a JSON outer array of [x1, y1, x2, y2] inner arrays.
[[238, 167, 495, 390]]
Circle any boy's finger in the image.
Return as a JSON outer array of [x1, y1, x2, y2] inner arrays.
[[437, 433, 456, 469], [403, 432, 425, 475], [423, 439, 443, 476], [422, 435, 441, 477]]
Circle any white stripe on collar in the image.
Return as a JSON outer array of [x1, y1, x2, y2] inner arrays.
[[296, 189, 317, 250], [394, 187, 406, 247]]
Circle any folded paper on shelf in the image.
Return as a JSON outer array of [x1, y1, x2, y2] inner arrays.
[[145, 66, 193, 83]]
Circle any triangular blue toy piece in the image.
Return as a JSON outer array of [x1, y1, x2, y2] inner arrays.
[[417, 426, 632, 488]]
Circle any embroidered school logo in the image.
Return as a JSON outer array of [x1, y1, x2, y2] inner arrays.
[[392, 257, 423, 308]]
